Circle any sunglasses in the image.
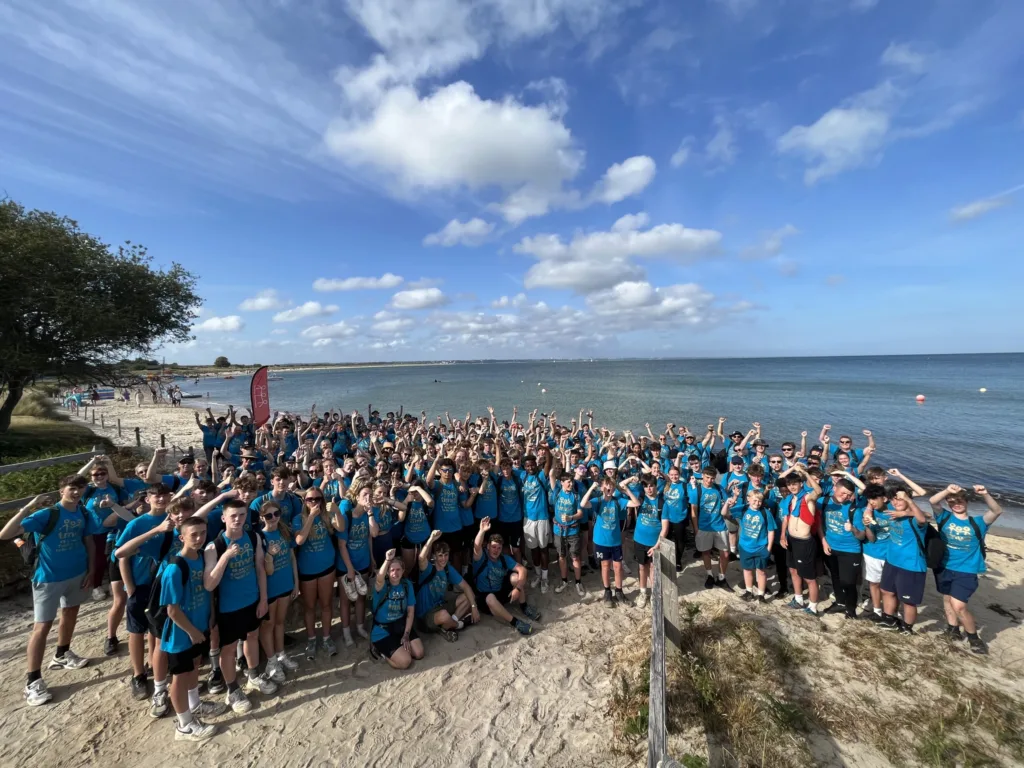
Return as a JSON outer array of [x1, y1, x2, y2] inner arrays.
[[440, 468, 454, 473], [306, 497, 324, 504], [91, 472, 107, 477], [262, 511, 281, 520]]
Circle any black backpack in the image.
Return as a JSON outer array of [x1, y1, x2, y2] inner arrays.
[[18, 505, 89, 570], [910, 520, 946, 571], [144, 555, 190, 636]]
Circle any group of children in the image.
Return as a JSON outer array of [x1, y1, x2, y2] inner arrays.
[[2, 406, 1004, 742]]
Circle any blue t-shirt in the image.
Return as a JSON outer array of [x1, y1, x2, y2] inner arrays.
[[552, 489, 580, 537], [590, 496, 628, 548], [473, 472, 499, 521], [22, 503, 99, 583], [885, 516, 927, 573], [158, 554, 210, 653], [403, 499, 431, 545], [473, 552, 518, 593], [431, 481, 463, 533], [689, 484, 727, 532], [634, 494, 664, 549], [862, 506, 891, 560], [294, 512, 335, 577], [200, 424, 221, 449], [415, 562, 463, 618], [719, 472, 750, 516], [115, 513, 168, 587], [738, 506, 776, 554], [517, 470, 549, 522], [263, 528, 295, 597], [496, 475, 523, 522], [336, 502, 371, 573], [937, 512, 989, 574], [822, 498, 865, 554], [662, 482, 688, 524], [211, 531, 259, 611], [370, 579, 415, 641], [82, 484, 126, 546]]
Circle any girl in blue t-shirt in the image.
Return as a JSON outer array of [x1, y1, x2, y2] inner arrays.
[[929, 483, 1003, 655], [257, 502, 299, 681], [399, 482, 434, 574], [293, 488, 337, 659], [334, 483, 373, 648], [370, 549, 424, 670]]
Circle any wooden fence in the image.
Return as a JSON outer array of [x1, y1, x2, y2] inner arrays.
[[648, 540, 683, 768], [0, 446, 104, 512]]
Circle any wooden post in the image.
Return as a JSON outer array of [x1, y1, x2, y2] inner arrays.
[[135, 427, 141, 447], [648, 548, 667, 768], [92, 410, 96, 424], [160, 433, 166, 448], [117, 419, 122, 437], [100, 415, 105, 429], [660, 540, 680, 652]]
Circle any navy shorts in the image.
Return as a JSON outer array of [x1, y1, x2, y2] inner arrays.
[[880, 562, 926, 606], [739, 547, 770, 571], [595, 544, 623, 563], [126, 583, 153, 635], [934, 569, 979, 603], [497, 520, 524, 551]]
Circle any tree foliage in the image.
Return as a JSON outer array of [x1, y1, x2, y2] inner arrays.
[[0, 199, 201, 431], [214, 356, 231, 368]]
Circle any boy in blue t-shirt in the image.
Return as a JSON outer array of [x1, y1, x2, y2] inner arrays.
[[725, 487, 777, 601], [878, 490, 929, 634], [929, 483, 1004, 655], [159, 517, 225, 740], [689, 468, 729, 590], [415, 530, 479, 638]]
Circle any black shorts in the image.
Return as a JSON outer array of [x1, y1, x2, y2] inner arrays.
[[372, 624, 419, 659], [400, 536, 427, 551], [825, 550, 863, 588], [787, 536, 818, 581], [108, 559, 123, 585], [497, 520, 524, 550], [217, 601, 264, 646], [299, 565, 335, 582], [167, 635, 211, 676], [633, 542, 654, 566], [126, 583, 153, 635], [268, 589, 292, 604], [439, 529, 464, 553], [463, 524, 478, 547], [478, 574, 515, 614]]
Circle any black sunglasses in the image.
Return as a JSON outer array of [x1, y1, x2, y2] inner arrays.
[[262, 511, 281, 520], [306, 497, 324, 504]]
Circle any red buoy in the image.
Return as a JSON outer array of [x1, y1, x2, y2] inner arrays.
[[916, 394, 926, 403]]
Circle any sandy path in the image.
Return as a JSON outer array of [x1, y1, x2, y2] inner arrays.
[[0, 569, 642, 768]]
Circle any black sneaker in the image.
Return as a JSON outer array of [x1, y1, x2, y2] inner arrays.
[[897, 622, 915, 636], [968, 635, 988, 655], [103, 637, 119, 656], [941, 625, 964, 641], [715, 577, 730, 591], [758, 594, 771, 604], [130, 675, 149, 701], [675, 564, 683, 574], [878, 615, 900, 631], [864, 611, 882, 623], [703, 575, 715, 589], [740, 591, 755, 602], [824, 602, 846, 615], [207, 669, 226, 695], [614, 589, 626, 604], [603, 589, 614, 604]]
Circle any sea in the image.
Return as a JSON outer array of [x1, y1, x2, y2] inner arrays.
[[182, 353, 1024, 531]]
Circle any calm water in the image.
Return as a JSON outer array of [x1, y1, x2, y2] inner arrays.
[[185, 354, 1024, 508]]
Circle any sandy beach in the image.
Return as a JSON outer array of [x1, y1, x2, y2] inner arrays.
[[0, 532, 1020, 767]]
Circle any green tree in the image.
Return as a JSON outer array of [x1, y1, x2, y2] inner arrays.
[[0, 199, 201, 431], [214, 356, 231, 368]]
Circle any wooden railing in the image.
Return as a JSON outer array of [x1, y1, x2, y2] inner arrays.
[[648, 540, 682, 768], [0, 446, 104, 512]]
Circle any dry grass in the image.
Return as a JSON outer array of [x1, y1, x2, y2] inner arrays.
[[9, 388, 62, 420]]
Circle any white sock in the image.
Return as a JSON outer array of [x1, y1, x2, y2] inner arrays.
[[276, 651, 287, 662], [541, 569, 548, 580], [188, 687, 201, 711], [177, 711, 194, 729], [706, 569, 714, 578], [808, 601, 818, 612], [794, 595, 805, 605], [873, 607, 882, 616], [717, 573, 725, 581], [154, 679, 168, 695]]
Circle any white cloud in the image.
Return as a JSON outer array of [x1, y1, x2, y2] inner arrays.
[[239, 289, 287, 311], [194, 315, 244, 333], [491, 294, 528, 308], [777, 102, 890, 184], [881, 42, 927, 74], [706, 116, 737, 168], [851, 0, 879, 11], [270, 328, 288, 335], [370, 338, 409, 350], [591, 156, 656, 204], [301, 320, 358, 340], [423, 217, 494, 247], [371, 310, 416, 334], [391, 287, 450, 310], [670, 137, 694, 168], [740, 224, 800, 260], [949, 184, 1022, 222], [272, 301, 339, 322], [587, 281, 720, 325], [312, 274, 404, 291], [611, 212, 650, 232]]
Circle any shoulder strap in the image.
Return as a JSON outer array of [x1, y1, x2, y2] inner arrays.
[[908, 519, 927, 556], [173, 555, 190, 589], [158, 531, 174, 561], [40, 507, 62, 541], [214, 533, 227, 558], [966, 517, 987, 559], [847, 502, 856, 525], [248, 529, 259, 551]]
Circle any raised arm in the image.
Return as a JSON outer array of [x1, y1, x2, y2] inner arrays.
[[975, 485, 1003, 526], [419, 529, 442, 572], [888, 468, 926, 497]]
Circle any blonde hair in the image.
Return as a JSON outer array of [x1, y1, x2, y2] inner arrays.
[[261, 501, 294, 544]]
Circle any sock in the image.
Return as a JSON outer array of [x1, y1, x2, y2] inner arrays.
[[541, 569, 548, 580], [808, 602, 818, 612], [188, 687, 201, 711], [793, 595, 805, 605], [705, 570, 713, 578], [753, 588, 761, 596], [276, 651, 287, 661], [717, 573, 725, 581], [561, 578, 568, 585], [226, 681, 239, 693], [509, 618, 518, 627], [966, 631, 978, 639], [209, 649, 221, 672], [154, 679, 168, 695], [55, 644, 70, 659], [247, 666, 260, 679], [948, 623, 960, 631], [874, 607, 883, 616], [177, 711, 194, 729], [27, 670, 42, 684], [575, 579, 582, 585], [307, 634, 317, 642]]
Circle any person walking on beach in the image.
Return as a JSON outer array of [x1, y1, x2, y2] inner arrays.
[[1, 478, 100, 706]]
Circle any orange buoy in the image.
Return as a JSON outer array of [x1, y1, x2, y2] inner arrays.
[[916, 394, 926, 403]]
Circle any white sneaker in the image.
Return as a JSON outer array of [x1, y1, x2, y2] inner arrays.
[[48, 650, 88, 670], [24, 678, 52, 706], [355, 623, 369, 640], [91, 587, 107, 601], [530, 573, 542, 589], [278, 653, 299, 671], [191, 700, 227, 718], [266, 659, 286, 684], [226, 687, 251, 714], [353, 574, 368, 596], [540, 578, 549, 595], [175, 717, 216, 741], [245, 672, 278, 696], [341, 576, 358, 602], [575, 582, 586, 598], [554, 580, 568, 594], [342, 627, 355, 648]]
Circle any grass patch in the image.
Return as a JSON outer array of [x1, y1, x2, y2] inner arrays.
[[0, 415, 98, 464], [9, 388, 62, 420]]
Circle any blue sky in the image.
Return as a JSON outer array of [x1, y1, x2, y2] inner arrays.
[[2, 0, 1022, 364]]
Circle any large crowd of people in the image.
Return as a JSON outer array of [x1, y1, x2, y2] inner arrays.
[[1, 404, 1003, 742]]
